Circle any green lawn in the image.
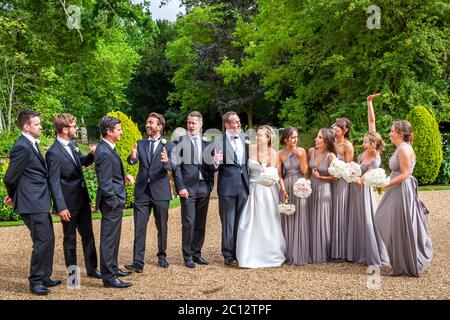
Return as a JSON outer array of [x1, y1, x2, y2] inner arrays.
[[0, 197, 180, 228]]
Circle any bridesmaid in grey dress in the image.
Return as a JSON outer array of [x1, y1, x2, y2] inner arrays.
[[331, 118, 354, 260], [375, 120, 432, 276], [308, 128, 336, 264], [347, 93, 388, 266], [278, 127, 309, 265]]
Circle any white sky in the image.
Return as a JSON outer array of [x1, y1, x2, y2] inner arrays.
[[132, 0, 185, 21]]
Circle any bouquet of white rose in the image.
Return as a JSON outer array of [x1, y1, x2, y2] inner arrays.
[[278, 203, 296, 215], [258, 166, 279, 187], [342, 162, 362, 183], [363, 168, 390, 188], [293, 178, 312, 199], [328, 158, 346, 178]]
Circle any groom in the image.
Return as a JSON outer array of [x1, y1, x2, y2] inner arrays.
[[216, 111, 249, 265]]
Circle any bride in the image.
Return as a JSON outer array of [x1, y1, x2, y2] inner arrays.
[[236, 125, 286, 268]]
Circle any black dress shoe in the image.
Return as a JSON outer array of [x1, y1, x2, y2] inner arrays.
[[124, 262, 143, 273], [30, 285, 50, 295], [43, 279, 62, 287], [87, 270, 102, 279], [224, 257, 234, 265], [193, 256, 209, 265], [103, 278, 132, 289], [115, 269, 132, 277], [184, 257, 196, 268], [158, 257, 169, 268]]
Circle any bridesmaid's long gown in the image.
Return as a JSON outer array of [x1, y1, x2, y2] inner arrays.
[[308, 150, 332, 264], [281, 152, 309, 265], [375, 144, 432, 276], [346, 153, 389, 266]]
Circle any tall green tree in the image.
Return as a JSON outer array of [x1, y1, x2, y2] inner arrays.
[[219, 0, 450, 141]]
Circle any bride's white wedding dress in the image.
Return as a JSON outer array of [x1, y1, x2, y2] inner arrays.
[[236, 159, 286, 268]]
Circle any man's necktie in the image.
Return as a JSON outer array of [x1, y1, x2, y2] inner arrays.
[[149, 139, 155, 163]]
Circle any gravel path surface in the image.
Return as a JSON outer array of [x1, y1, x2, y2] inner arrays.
[[0, 191, 449, 300]]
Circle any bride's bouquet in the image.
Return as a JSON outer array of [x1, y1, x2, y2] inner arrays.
[[278, 203, 296, 215], [342, 162, 362, 183], [328, 158, 346, 178], [293, 178, 312, 199], [364, 168, 390, 188], [258, 166, 279, 187]]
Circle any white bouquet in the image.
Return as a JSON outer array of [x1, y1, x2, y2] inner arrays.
[[342, 162, 362, 183], [364, 168, 390, 188], [328, 158, 346, 178], [293, 178, 312, 199], [258, 166, 279, 187], [278, 203, 296, 215]]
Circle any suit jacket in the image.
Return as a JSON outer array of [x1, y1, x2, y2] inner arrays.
[[95, 140, 126, 210], [216, 133, 249, 196], [128, 137, 177, 202], [46, 140, 94, 212], [173, 134, 216, 197], [3, 135, 51, 214]]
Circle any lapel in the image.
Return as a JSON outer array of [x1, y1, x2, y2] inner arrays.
[[22, 135, 47, 169], [55, 140, 81, 173], [241, 133, 249, 165], [101, 140, 124, 177], [140, 140, 151, 167]]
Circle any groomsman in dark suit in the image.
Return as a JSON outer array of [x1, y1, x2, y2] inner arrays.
[[46, 113, 101, 279], [174, 111, 219, 268], [3, 110, 61, 295], [95, 116, 135, 288], [215, 111, 249, 265], [124, 112, 178, 272]]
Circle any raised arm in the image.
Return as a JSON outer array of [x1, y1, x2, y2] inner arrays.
[[367, 93, 380, 132]]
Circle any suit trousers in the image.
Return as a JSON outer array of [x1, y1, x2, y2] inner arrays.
[[21, 213, 55, 287], [218, 190, 248, 259], [133, 186, 170, 266], [180, 181, 210, 260], [61, 204, 98, 273], [99, 204, 123, 281]]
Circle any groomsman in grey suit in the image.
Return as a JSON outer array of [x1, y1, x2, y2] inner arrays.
[[124, 112, 178, 272], [3, 110, 60, 295], [173, 111, 219, 268], [95, 116, 135, 288], [215, 111, 249, 265]]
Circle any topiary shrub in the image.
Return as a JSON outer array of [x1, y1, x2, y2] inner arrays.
[[406, 106, 443, 185], [106, 111, 142, 208], [436, 133, 450, 185]]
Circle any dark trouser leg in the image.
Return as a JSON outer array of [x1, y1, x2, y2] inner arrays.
[[181, 197, 196, 260], [218, 196, 237, 259], [99, 205, 123, 281], [152, 200, 169, 258], [133, 202, 150, 266], [21, 213, 55, 287], [192, 183, 210, 257], [61, 213, 77, 268], [75, 205, 98, 272]]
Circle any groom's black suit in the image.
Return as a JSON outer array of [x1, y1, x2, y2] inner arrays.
[[216, 133, 249, 260]]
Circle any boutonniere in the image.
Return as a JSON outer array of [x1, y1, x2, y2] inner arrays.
[[202, 136, 208, 142], [245, 136, 251, 145], [160, 138, 167, 145], [74, 146, 80, 153]]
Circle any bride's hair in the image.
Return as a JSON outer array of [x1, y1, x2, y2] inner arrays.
[[258, 125, 275, 147]]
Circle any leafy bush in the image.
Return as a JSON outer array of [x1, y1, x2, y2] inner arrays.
[[406, 106, 443, 185], [106, 111, 142, 208], [0, 158, 21, 221], [436, 133, 450, 185]]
